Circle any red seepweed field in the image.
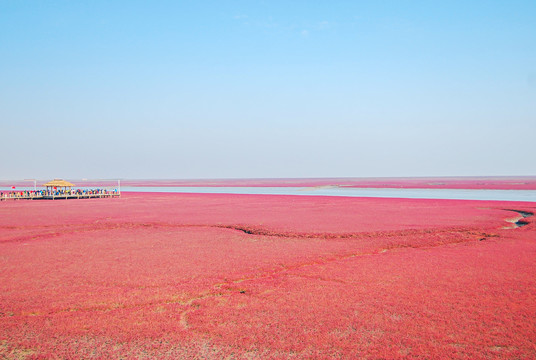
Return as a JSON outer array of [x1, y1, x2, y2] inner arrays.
[[117, 176, 536, 190], [1, 192, 535, 359]]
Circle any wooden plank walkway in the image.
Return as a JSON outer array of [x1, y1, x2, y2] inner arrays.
[[1, 193, 120, 201]]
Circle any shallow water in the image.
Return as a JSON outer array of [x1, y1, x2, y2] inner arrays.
[[2, 186, 536, 202], [121, 186, 536, 202]]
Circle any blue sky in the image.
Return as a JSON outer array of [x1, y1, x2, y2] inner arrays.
[[1, 0, 535, 179]]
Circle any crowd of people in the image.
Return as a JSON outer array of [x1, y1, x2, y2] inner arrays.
[[0, 190, 44, 199], [0, 188, 119, 200], [68, 188, 118, 196]]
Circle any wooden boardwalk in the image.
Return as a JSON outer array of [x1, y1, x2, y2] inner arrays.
[[1, 193, 120, 201]]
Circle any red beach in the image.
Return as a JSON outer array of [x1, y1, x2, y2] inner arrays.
[[1, 192, 535, 359]]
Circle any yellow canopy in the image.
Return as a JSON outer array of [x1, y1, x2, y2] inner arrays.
[[43, 179, 75, 187]]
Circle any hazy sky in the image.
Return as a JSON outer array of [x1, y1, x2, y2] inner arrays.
[[1, 1, 535, 179]]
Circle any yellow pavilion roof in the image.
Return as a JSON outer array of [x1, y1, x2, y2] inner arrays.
[[43, 179, 75, 187]]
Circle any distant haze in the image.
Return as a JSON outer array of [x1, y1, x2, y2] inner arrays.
[[1, 1, 535, 179]]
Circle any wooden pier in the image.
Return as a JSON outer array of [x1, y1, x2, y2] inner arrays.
[[1, 193, 120, 201], [1, 179, 121, 201]]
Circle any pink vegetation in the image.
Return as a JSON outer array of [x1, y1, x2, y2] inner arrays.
[[0, 193, 535, 359], [120, 176, 536, 190]]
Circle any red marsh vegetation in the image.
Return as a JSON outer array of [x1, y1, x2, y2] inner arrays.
[[0, 193, 535, 359], [117, 176, 536, 190]]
